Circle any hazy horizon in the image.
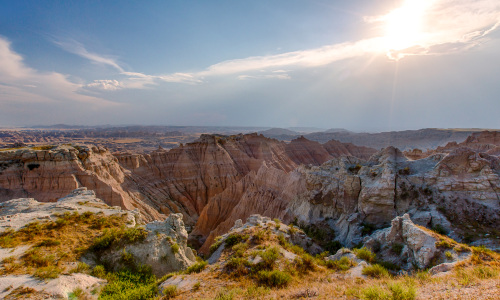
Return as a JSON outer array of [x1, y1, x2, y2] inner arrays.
[[1, 1, 500, 131]]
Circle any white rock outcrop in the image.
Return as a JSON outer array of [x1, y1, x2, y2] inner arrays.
[[95, 213, 196, 277]]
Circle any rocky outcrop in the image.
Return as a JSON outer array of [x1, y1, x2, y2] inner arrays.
[[363, 214, 471, 271], [0, 145, 163, 221], [93, 213, 196, 277], [0, 187, 140, 232], [207, 215, 322, 264], [284, 146, 500, 248]]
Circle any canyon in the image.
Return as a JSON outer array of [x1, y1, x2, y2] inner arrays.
[[0, 130, 499, 256]]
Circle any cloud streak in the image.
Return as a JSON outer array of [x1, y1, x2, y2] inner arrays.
[[54, 39, 124, 72]]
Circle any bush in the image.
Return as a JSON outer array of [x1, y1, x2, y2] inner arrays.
[[432, 224, 448, 235], [232, 242, 249, 257], [226, 257, 251, 277], [36, 238, 61, 247], [294, 253, 316, 274], [362, 264, 390, 278], [23, 248, 55, 267], [326, 256, 357, 271], [225, 233, 249, 247], [92, 265, 106, 278], [253, 247, 280, 271], [162, 285, 178, 299], [209, 238, 223, 254], [252, 230, 269, 244], [99, 269, 157, 300], [185, 261, 208, 274], [70, 262, 90, 274], [256, 270, 292, 288], [391, 243, 404, 255], [354, 247, 376, 263], [361, 223, 377, 236], [90, 227, 148, 252], [171, 243, 180, 254], [33, 265, 61, 280], [389, 282, 417, 300], [361, 285, 390, 300]]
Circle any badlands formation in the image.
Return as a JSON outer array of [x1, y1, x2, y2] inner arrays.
[[0, 130, 499, 299]]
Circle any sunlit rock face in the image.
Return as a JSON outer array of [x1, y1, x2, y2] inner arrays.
[[0, 145, 164, 221], [113, 133, 375, 227], [0, 133, 374, 225]]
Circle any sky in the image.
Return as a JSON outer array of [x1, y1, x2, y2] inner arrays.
[[0, 0, 499, 131]]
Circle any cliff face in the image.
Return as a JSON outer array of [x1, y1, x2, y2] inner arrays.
[[114, 133, 376, 226], [0, 145, 164, 221], [284, 146, 500, 247]]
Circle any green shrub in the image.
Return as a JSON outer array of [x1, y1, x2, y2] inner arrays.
[[362, 264, 390, 278], [391, 243, 404, 255], [361, 285, 390, 300], [171, 243, 180, 254], [326, 256, 357, 271], [253, 230, 269, 244], [256, 270, 292, 288], [445, 251, 453, 259], [91, 265, 106, 278], [90, 227, 148, 252], [432, 224, 448, 235], [209, 239, 223, 254], [36, 238, 61, 247], [185, 261, 208, 274], [162, 285, 178, 299], [389, 282, 417, 300], [377, 260, 400, 271], [435, 239, 453, 249], [99, 269, 157, 300], [214, 288, 239, 300], [23, 248, 55, 267], [121, 248, 135, 265], [354, 247, 376, 263], [294, 253, 316, 274], [70, 262, 90, 274], [232, 242, 249, 257], [324, 240, 343, 254], [33, 265, 62, 280], [225, 233, 249, 247], [253, 247, 280, 271], [226, 257, 251, 277], [361, 223, 377, 236]]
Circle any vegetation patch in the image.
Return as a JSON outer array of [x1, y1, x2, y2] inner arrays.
[[354, 247, 377, 263], [256, 270, 292, 288], [185, 260, 208, 274], [362, 264, 390, 278], [325, 256, 357, 271]]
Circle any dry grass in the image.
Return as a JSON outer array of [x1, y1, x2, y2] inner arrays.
[[0, 211, 129, 278]]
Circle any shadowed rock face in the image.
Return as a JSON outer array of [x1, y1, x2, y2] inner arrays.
[[283, 146, 500, 248]]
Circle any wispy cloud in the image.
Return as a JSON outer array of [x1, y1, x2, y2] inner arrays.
[[0, 36, 120, 106], [54, 39, 124, 72]]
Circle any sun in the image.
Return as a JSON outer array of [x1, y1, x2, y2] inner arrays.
[[383, 0, 433, 51]]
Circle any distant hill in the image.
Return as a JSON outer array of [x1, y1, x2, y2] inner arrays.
[[304, 128, 496, 151], [324, 128, 352, 133], [258, 128, 300, 136]]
